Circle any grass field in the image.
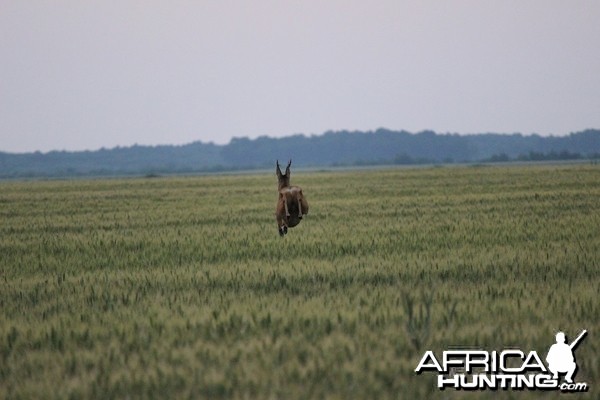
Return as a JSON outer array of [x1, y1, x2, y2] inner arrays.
[[1, 164, 599, 399]]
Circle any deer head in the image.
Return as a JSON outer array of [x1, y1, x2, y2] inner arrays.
[[276, 160, 291, 190]]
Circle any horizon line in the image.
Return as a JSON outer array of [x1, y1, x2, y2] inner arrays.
[[2, 128, 596, 155]]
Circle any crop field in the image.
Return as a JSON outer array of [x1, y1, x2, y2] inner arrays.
[[1, 164, 599, 399]]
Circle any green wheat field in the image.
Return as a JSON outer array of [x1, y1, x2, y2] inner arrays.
[[1, 164, 599, 399]]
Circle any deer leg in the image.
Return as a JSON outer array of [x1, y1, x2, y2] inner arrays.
[[276, 212, 287, 236], [298, 197, 303, 219], [278, 221, 288, 236], [283, 196, 290, 217]]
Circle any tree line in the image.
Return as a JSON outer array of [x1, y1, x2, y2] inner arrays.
[[1, 129, 599, 178]]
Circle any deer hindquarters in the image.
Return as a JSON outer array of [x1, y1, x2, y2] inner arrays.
[[300, 196, 308, 218]]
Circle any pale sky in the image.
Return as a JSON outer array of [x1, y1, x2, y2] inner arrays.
[[1, 1, 599, 153]]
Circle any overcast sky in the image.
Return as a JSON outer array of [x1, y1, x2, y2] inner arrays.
[[1, 1, 599, 153]]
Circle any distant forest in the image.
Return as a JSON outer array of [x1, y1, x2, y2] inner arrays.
[[1, 129, 599, 178]]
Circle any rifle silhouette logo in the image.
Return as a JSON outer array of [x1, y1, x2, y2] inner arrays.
[[546, 329, 587, 383]]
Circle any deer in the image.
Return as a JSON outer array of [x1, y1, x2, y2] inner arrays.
[[275, 160, 308, 236]]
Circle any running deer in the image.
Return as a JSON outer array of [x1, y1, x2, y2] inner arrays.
[[275, 160, 309, 236]]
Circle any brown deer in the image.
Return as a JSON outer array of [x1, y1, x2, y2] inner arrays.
[[275, 160, 308, 236]]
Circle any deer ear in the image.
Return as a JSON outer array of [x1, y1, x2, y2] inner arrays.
[[285, 160, 291, 175], [276, 160, 282, 177]]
